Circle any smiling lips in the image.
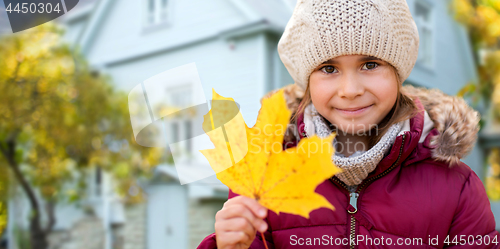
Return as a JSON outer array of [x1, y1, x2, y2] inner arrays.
[[335, 104, 373, 115]]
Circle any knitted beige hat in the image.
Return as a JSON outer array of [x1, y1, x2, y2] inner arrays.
[[277, 0, 420, 90]]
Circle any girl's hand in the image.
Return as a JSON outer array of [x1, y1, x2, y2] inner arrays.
[[215, 195, 268, 249]]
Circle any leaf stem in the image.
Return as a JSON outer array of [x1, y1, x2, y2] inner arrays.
[[260, 231, 269, 249]]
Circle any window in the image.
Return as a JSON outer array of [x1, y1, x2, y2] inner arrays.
[[144, 0, 171, 27], [184, 120, 191, 153], [172, 122, 179, 143], [167, 85, 191, 109], [414, 1, 433, 67], [164, 85, 193, 161], [95, 166, 102, 196], [87, 166, 102, 198]]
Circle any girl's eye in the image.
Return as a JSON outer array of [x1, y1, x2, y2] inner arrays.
[[321, 66, 337, 74], [363, 62, 379, 70]]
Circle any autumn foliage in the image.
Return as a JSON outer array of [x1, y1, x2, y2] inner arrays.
[[451, 0, 500, 200], [0, 23, 163, 248]]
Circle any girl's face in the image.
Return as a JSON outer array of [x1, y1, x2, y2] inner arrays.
[[309, 55, 398, 135]]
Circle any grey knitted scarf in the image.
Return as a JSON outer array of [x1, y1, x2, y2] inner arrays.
[[303, 104, 403, 192]]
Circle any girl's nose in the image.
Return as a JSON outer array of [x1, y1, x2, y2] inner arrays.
[[338, 74, 364, 99]]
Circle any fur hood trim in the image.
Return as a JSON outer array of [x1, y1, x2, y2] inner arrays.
[[262, 84, 481, 166]]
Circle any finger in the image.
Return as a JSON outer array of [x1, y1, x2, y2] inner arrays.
[[219, 217, 256, 242], [217, 204, 268, 233], [230, 196, 268, 219], [216, 230, 252, 247]]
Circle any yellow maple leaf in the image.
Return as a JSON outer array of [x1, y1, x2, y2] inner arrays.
[[200, 89, 341, 218]]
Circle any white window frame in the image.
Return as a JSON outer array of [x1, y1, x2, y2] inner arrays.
[[143, 0, 174, 30], [414, 0, 434, 69]]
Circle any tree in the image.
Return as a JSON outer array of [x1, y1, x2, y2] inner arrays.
[[0, 23, 164, 249], [451, 0, 500, 200], [0, 166, 6, 239]]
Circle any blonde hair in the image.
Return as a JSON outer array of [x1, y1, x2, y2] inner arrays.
[[290, 64, 419, 148]]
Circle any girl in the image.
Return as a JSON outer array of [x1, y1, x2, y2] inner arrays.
[[199, 0, 500, 248]]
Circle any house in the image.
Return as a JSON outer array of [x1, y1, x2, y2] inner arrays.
[[0, 1, 11, 35], [4, 0, 499, 248]]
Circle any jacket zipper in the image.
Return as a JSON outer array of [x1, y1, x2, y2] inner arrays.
[[330, 133, 407, 249], [348, 192, 359, 249]]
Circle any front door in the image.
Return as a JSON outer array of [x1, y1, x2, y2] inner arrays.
[[147, 184, 188, 249]]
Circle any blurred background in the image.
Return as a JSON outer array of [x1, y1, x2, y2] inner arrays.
[[0, 0, 500, 248]]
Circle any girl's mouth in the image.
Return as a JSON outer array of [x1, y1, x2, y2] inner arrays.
[[335, 104, 373, 116]]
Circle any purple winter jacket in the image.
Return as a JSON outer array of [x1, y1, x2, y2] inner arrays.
[[197, 85, 500, 249]]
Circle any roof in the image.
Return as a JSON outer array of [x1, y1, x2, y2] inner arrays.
[[68, 0, 295, 54], [243, 0, 294, 29], [71, 0, 99, 9], [56, 0, 100, 23]]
